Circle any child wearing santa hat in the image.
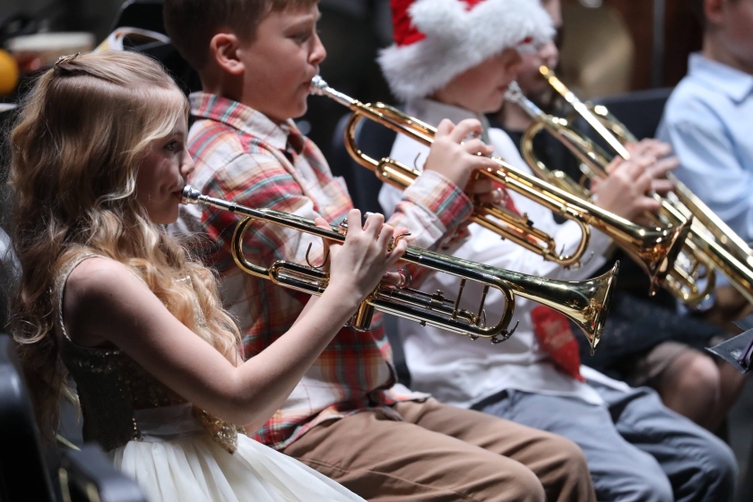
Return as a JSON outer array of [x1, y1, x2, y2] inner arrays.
[[378, 1, 737, 500]]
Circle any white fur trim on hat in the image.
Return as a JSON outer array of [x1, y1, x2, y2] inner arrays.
[[379, 0, 554, 102]]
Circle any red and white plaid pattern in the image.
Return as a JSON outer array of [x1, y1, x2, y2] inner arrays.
[[178, 92, 473, 449]]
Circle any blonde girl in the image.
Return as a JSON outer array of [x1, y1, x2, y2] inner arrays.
[[9, 50, 403, 501]]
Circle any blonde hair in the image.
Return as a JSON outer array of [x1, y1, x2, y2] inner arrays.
[[9, 51, 241, 441]]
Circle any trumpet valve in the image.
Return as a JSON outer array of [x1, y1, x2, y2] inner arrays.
[[430, 290, 447, 308], [348, 301, 376, 331], [337, 218, 349, 235], [395, 268, 412, 289]]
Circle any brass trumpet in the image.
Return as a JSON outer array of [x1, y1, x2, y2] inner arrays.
[[309, 75, 688, 295], [181, 185, 618, 352], [510, 67, 753, 306]]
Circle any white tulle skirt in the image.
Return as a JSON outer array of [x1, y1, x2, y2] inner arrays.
[[110, 404, 363, 502]]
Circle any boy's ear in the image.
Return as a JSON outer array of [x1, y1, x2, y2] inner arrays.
[[704, 0, 726, 26], [209, 33, 245, 75]]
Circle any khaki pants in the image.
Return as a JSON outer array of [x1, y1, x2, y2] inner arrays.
[[283, 398, 595, 502]]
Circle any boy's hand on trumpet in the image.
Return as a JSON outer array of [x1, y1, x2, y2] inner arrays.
[[424, 118, 502, 205]]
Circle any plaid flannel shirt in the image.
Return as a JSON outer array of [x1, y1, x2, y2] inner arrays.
[[177, 92, 473, 449]]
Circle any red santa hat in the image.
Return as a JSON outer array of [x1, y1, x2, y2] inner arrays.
[[378, 0, 554, 101]]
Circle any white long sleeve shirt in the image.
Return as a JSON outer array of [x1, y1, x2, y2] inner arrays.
[[379, 99, 630, 408]]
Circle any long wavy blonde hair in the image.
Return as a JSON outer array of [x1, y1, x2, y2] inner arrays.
[[9, 51, 241, 441]]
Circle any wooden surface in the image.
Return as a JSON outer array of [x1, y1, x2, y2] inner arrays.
[[561, 0, 702, 93]]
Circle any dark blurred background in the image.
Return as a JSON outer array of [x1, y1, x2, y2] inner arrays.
[[0, 0, 704, 171]]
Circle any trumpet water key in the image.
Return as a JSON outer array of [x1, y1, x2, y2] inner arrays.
[[181, 185, 619, 353], [310, 75, 688, 295]]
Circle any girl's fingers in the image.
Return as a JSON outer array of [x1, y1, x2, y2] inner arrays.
[[345, 209, 363, 237], [386, 239, 408, 266], [362, 211, 385, 235], [379, 223, 396, 249]]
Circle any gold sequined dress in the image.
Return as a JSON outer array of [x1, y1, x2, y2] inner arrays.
[[57, 255, 364, 502]]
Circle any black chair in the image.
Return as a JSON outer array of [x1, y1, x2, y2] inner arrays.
[[1, 105, 17, 185], [0, 334, 55, 500], [330, 111, 397, 216], [60, 444, 147, 502], [109, 0, 201, 96], [0, 334, 147, 502], [0, 227, 18, 332], [587, 87, 675, 140], [110, 0, 166, 36], [330, 112, 412, 386]]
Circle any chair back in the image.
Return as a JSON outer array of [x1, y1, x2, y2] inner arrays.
[[60, 445, 148, 502], [108, 0, 201, 95], [589, 87, 675, 140], [0, 333, 56, 501]]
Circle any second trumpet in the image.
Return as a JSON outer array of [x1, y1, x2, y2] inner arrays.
[[310, 75, 689, 295], [181, 185, 618, 352]]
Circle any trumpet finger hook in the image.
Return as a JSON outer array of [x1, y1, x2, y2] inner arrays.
[[492, 320, 519, 344], [305, 242, 329, 269]]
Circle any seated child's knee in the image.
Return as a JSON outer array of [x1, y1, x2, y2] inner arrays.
[[667, 351, 721, 398]]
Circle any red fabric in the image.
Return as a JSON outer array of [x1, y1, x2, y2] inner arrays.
[[391, 0, 490, 46], [531, 305, 584, 382], [391, 0, 426, 46], [389, 0, 532, 49], [500, 186, 583, 382]]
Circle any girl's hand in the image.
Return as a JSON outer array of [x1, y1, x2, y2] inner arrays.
[[317, 209, 407, 303]]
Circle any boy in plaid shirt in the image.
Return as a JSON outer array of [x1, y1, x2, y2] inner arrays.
[[165, 0, 595, 499]]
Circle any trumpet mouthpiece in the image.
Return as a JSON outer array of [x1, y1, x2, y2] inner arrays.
[[309, 75, 328, 95], [181, 185, 202, 205], [308, 75, 356, 108], [504, 81, 523, 102]]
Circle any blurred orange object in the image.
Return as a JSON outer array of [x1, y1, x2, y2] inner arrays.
[[0, 49, 19, 96]]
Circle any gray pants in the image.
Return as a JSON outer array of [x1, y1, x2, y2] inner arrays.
[[474, 380, 737, 502]]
